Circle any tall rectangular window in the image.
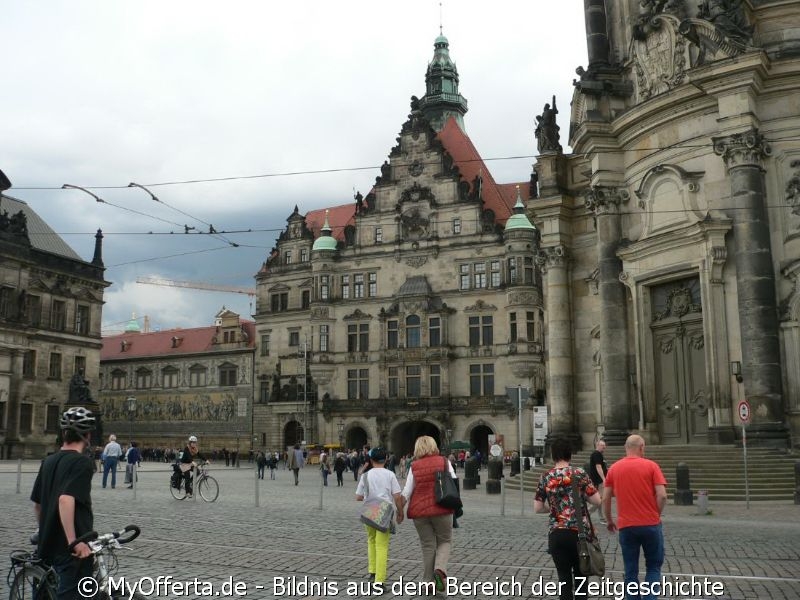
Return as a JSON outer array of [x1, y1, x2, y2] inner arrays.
[[271, 293, 288, 312], [526, 311, 536, 341], [430, 364, 441, 397], [341, 275, 350, 299], [23, 350, 36, 378], [406, 365, 421, 397], [73, 355, 86, 376], [259, 381, 270, 403], [354, 274, 365, 298], [524, 257, 534, 284], [348, 324, 369, 352], [320, 275, 329, 300], [289, 331, 300, 346], [468, 316, 493, 346], [0, 287, 11, 318], [388, 367, 399, 398], [428, 317, 441, 347], [219, 365, 238, 387], [508, 258, 518, 284], [75, 305, 90, 335], [19, 403, 33, 434], [51, 300, 66, 331], [189, 368, 206, 387], [162, 367, 179, 388], [45, 405, 61, 433], [490, 261, 501, 287], [319, 324, 329, 352], [347, 369, 369, 400], [261, 334, 270, 356], [452, 218, 461, 234], [405, 315, 421, 348], [300, 248, 309, 262], [510, 312, 518, 342], [387, 320, 398, 349], [469, 364, 494, 396], [375, 227, 383, 243], [459, 265, 470, 290], [136, 369, 152, 389], [284, 250, 292, 264], [111, 370, 126, 390], [473, 263, 487, 289], [301, 290, 310, 309], [26, 295, 41, 326], [49, 353, 62, 379], [368, 273, 377, 297]]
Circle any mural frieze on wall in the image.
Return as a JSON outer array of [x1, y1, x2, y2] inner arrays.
[[102, 392, 238, 422]]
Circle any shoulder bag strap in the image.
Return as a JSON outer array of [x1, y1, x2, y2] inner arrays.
[[571, 472, 588, 539]]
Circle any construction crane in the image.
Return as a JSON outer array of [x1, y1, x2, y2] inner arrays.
[[136, 276, 256, 297]]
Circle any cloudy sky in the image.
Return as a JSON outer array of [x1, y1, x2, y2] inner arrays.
[[2, 1, 587, 332]]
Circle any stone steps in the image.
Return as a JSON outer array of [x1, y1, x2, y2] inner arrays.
[[501, 445, 798, 501]]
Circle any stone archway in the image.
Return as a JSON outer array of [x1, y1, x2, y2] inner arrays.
[[469, 424, 494, 462], [390, 420, 441, 456], [283, 420, 304, 449], [345, 426, 368, 451]]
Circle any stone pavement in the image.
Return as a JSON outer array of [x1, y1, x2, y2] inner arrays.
[[1, 460, 798, 600]]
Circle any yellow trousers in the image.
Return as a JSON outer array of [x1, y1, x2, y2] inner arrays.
[[365, 524, 391, 583]]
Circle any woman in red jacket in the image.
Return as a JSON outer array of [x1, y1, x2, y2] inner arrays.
[[400, 435, 457, 593]]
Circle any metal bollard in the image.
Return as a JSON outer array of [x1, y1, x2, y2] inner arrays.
[[794, 461, 800, 505], [696, 489, 709, 515], [674, 462, 693, 505]]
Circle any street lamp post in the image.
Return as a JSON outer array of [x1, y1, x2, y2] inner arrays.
[[126, 396, 136, 445], [446, 428, 452, 453], [338, 420, 345, 450]]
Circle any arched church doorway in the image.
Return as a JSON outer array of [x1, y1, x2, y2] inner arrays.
[[283, 420, 304, 449], [345, 426, 368, 451], [390, 420, 441, 456], [469, 424, 494, 463]]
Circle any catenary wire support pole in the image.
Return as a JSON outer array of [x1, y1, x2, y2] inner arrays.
[[16, 458, 22, 494], [132, 463, 137, 500], [318, 464, 324, 510], [519, 385, 524, 517], [501, 476, 506, 516], [743, 423, 750, 510], [255, 462, 260, 508]]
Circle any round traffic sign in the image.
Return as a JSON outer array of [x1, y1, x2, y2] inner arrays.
[[738, 400, 751, 424], [490, 444, 502, 458]]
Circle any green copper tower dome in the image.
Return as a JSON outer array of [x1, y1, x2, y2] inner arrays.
[[418, 33, 468, 131], [504, 186, 536, 231], [312, 210, 338, 252]]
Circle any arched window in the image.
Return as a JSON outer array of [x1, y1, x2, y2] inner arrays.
[[135, 368, 152, 390], [406, 315, 421, 348], [162, 366, 179, 388]]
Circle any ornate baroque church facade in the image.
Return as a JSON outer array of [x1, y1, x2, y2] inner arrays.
[[256, 1, 800, 452]]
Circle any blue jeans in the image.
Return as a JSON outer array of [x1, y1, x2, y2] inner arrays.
[[619, 524, 664, 600], [52, 553, 93, 600], [102, 457, 119, 488]]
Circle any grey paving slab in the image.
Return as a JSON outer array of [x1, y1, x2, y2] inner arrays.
[[1, 461, 799, 600]]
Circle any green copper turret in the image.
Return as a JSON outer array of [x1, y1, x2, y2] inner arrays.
[[418, 34, 468, 131]]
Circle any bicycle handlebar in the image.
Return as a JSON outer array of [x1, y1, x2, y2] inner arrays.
[[68, 525, 141, 552]]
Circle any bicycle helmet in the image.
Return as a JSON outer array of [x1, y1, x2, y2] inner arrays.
[[188, 435, 198, 443], [60, 407, 96, 433]]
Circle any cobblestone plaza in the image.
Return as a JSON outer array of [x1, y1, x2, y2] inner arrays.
[[1, 462, 798, 599]]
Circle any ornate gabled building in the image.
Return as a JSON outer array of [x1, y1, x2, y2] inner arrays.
[[98, 309, 255, 451], [532, 0, 800, 448], [0, 174, 109, 458], [254, 35, 545, 457]]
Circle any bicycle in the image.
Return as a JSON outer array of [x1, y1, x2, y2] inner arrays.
[[7, 525, 146, 600], [169, 462, 219, 502]]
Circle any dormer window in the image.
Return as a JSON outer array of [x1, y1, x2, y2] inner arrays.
[[171, 336, 183, 348], [121, 340, 130, 352], [284, 250, 292, 265]]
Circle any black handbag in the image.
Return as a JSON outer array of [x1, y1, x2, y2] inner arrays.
[[434, 457, 462, 510], [571, 474, 605, 577]]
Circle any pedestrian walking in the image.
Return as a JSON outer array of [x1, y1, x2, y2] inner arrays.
[[288, 444, 305, 485], [334, 452, 346, 487], [101, 434, 123, 489], [400, 435, 457, 594], [256, 451, 267, 480], [124, 441, 141, 488], [602, 435, 667, 600], [320, 450, 331, 486], [534, 437, 601, 600], [588, 439, 608, 523], [356, 448, 403, 590]]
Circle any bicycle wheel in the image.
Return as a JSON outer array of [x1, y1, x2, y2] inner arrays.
[[169, 478, 188, 500], [198, 475, 219, 502], [9, 563, 56, 600]]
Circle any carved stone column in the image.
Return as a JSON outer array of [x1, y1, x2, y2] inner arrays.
[[713, 129, 789, 447], [585, 186, 630, 446], [537, 245, 577, 443], [583, 0, 610, 70]]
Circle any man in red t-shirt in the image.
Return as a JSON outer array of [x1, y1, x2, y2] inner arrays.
[[602, 435, 667, 600]]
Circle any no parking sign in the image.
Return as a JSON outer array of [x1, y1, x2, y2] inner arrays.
[[738, 400, 751, 424]]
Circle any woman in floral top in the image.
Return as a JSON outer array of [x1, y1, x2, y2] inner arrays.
[[534, 438, 601, 600]]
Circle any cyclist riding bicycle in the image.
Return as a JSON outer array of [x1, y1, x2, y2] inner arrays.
[[30, 406, 96, 600], [178, 435, 209, 497]]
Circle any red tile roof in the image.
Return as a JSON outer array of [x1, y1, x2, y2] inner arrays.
[[305, 203, 356, 242], [102, 321, 256, 361], [436, 117, 517, 224]]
